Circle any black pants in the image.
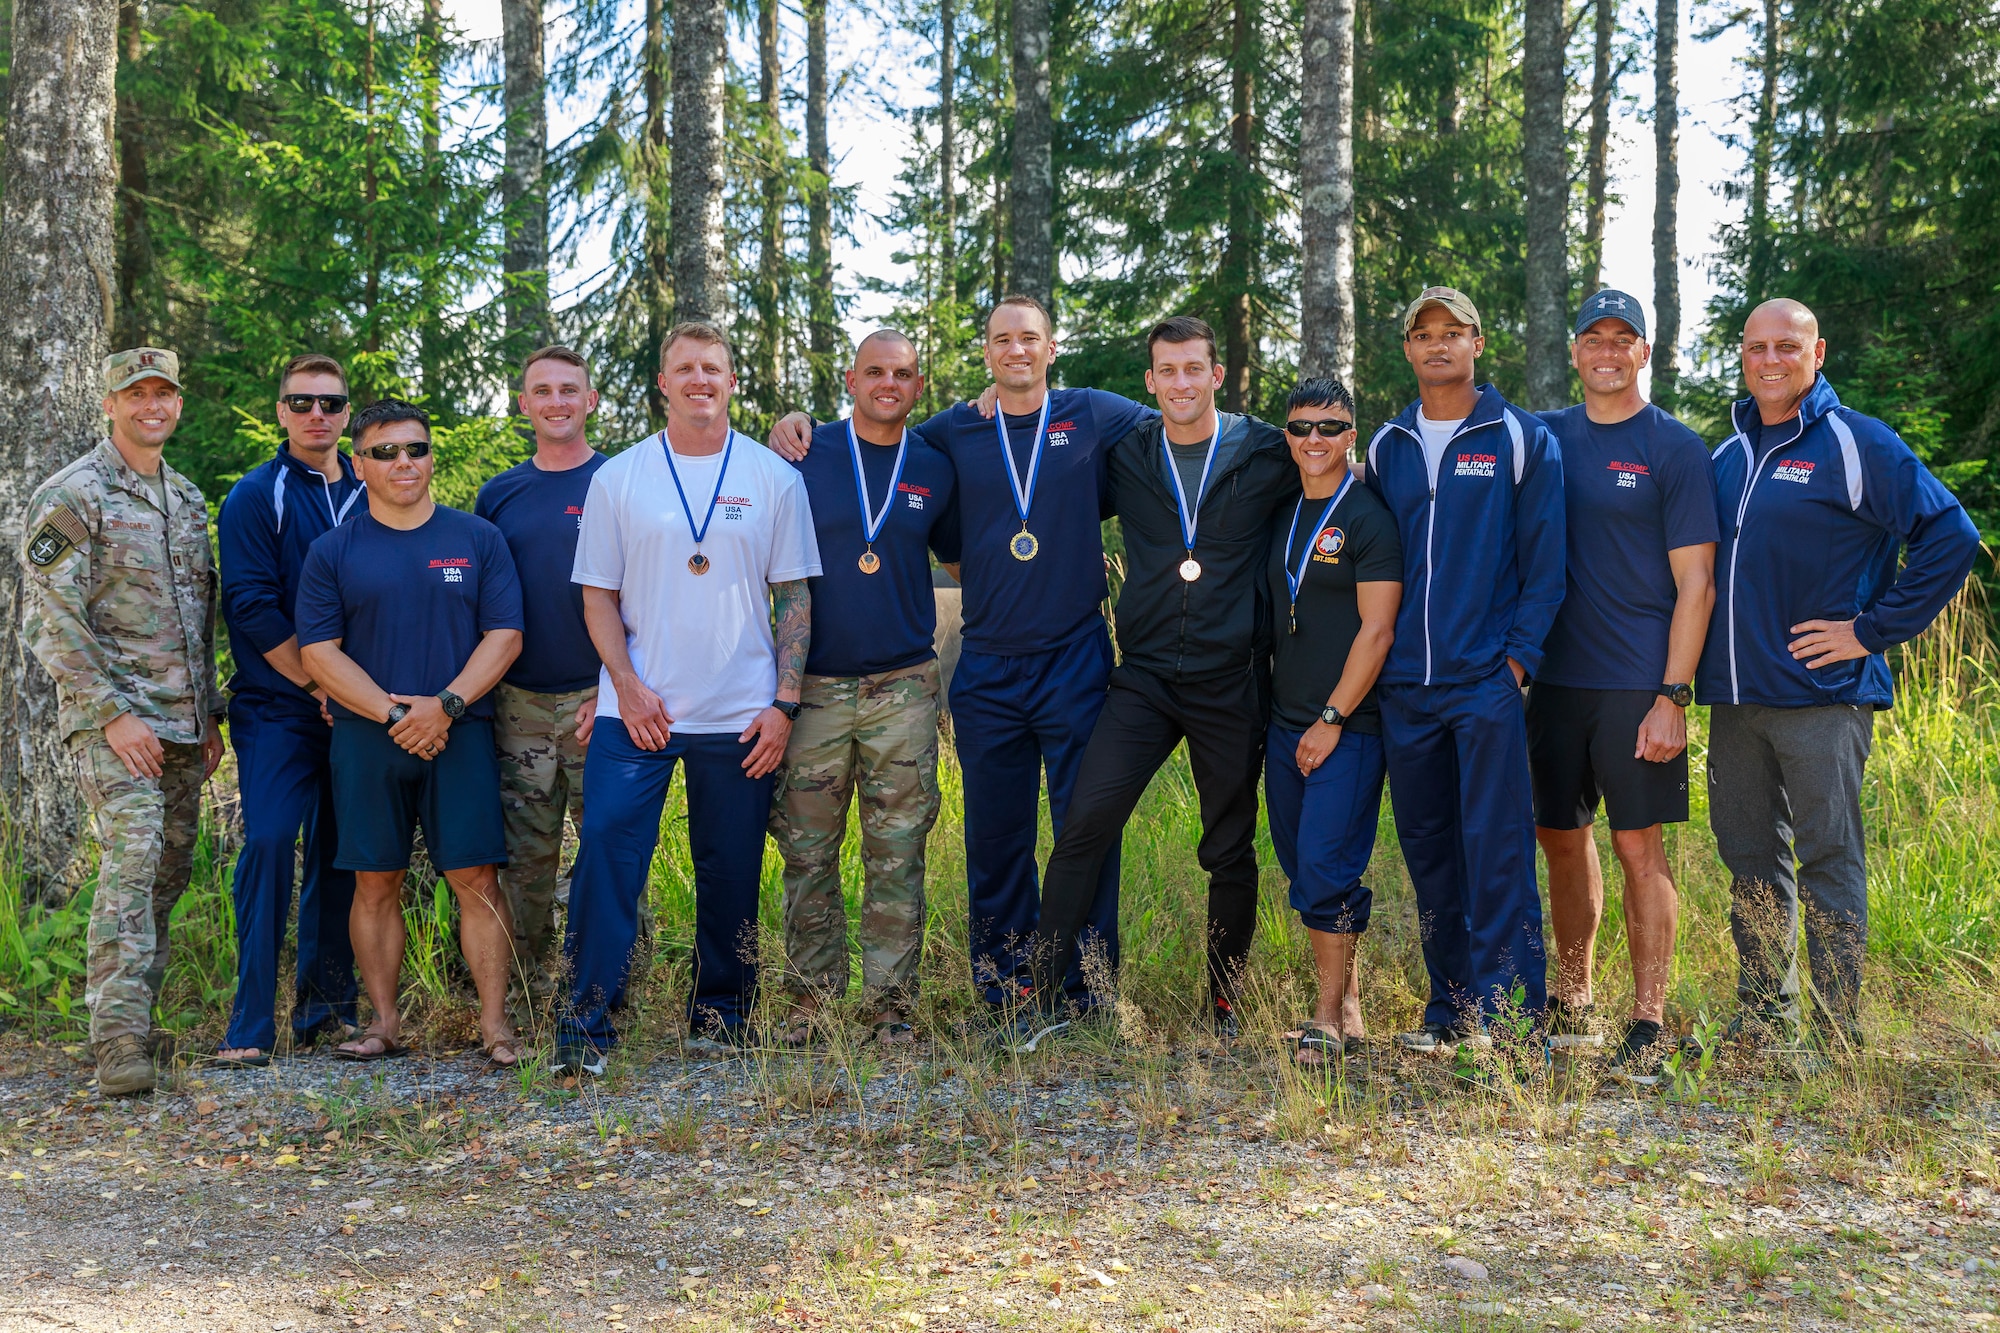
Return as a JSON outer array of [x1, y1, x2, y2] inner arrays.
[[1029, 663, 1267, 1008]]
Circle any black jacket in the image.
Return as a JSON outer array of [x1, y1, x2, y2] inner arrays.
[[1106, 413, 1300, 683]]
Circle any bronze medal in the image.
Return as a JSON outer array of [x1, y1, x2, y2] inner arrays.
[[688, 552, 711, 575], [858, 548, 881, 575]]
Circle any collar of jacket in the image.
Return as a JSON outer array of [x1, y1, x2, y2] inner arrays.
[[94, 436, 186, 515], [1384, 381, 1510, 440], [1728, 372, 1842, 445], [272, 441, 360, 487], [1132, 411, 1283, 483]]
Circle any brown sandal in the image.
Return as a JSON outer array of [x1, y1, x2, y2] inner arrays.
[[482, 1035, 525, 1068]]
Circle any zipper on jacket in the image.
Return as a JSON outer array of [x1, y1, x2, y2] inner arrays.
[[1725, 414, 1807, 704], [1398, 416, 1500, 686]]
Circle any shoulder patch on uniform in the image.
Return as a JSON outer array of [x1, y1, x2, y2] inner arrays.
[[27, 505, 88, 567]]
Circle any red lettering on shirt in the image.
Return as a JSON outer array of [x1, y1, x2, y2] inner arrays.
[[428, 558, 471, 567], [564, 505, 584, 515], [716, 495, 754, 507], [897, 483, 932, 497], [1607, 460, 1650, 474], [1049, 421, 1077, 431]]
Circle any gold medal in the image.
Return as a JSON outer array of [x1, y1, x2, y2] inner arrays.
[[1011, 527, 1040, 561], [1179, 557, 1202, 582], [688, 552, 711, 575], [858, 548, 881, 575]]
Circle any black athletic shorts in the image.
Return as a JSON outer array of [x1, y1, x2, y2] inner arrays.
[[330, 716, 508, 872], [1525, 683, 1689, 831]]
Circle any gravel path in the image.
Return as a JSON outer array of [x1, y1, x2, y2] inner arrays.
[[1, 1034, 1990, 1332]]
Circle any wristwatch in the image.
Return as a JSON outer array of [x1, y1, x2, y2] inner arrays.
[[386, 703, 411, 725], [436, 689, 466, 720], [1319, 704, 1348, 728], [1658, 682, 1694, 708], [773, 699, 803, 721]]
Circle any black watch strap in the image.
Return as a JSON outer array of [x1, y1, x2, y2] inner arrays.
[[1659, 682, 1693, 707], [437, 689, 466, 720], [386, 703, 411, 725], [773, 699, 803, 720], [1319, 704, 1347, 728]]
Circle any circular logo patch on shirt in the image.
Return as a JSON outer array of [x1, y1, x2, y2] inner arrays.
[[1314, 526, 1346, 556]]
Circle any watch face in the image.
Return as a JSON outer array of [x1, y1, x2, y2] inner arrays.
[[1672, 684, 1694, 707]]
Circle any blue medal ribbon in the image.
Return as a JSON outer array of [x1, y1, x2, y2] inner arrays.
[[661, 429, 736, 565], [1284, 470, 1355, 632], [847, 417, 910, 548], [996, 394, 1051, 557], [1160, 414, 1222, 557]]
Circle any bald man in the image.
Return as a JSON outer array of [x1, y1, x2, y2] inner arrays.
[[1698, 299, 1978, 1055], [769, 331, 961, 1046]]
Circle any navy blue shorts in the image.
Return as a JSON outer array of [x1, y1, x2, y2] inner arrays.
[[1264, 724, 1386, 934], [329, 717, 507, 873]]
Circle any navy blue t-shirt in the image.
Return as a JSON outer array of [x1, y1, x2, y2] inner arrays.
[[912, 387, 1154, 656], [790, 420, 961, 678], [1535, 403, 1720, 690], [474, 452, 607, 692], [295, 506, 525, 720]]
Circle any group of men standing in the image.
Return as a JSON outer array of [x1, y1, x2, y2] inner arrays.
[[18, 278, 1980, 1095]]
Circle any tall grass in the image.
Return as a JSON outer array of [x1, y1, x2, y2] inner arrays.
[[2, 592, 1995, 1052]]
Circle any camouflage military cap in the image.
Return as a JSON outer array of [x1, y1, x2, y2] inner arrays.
[[102, 348, 182, 394]]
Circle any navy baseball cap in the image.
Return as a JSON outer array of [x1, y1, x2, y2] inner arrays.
[[1574, 289, 1646, 338]]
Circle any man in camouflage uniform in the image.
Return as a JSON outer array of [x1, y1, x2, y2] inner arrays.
[[20, 348, 226, 1095], [473, 347, 609, 1027], [770, 331, 959, 1044]]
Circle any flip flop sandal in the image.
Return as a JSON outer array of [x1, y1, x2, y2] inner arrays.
[[208, 1050, 271, 1070], [1292, 1027, 1346, 1067], [868, 1019, 916, 1046], [772, 1012, 817, 1049], [482, 1036, 526, 1069], [334, 1033, 409, 1062]]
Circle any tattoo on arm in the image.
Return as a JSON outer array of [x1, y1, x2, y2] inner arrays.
[[771, 579, 811, 699]]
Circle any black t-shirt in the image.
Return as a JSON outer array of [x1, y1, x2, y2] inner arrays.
[[1267, 479, 1403, 734]]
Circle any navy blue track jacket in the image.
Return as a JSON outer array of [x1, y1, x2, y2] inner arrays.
[[218, 446, 366, 718], [1696, 375, 1981, 709], [1364, 383, 1567, 686]]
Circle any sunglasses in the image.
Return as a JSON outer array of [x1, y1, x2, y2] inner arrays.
[[360, 440, 432, 461], [1286, 418, 1355, 439], [281, 393, 351, 415]]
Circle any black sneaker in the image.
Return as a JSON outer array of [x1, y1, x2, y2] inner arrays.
[[1606, 1020, 1665, 1084], [1546, 998, 1604, 1050], [991, 1009, 1072, 1054], [551, 1041, 607, 1078], [1395, 1022, 1492, 1055]]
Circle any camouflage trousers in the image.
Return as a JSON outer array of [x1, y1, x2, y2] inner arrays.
[[494, 683, 592, 1019], [769, 662, 942, 1009], [70, 730, 203, 1046]]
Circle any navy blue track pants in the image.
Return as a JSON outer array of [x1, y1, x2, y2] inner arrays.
[[1264, 724, 1385, 936], [561, 720, 774, 1047], [223, 699, 357, 1052], [1378, 668, 1548, 1028], [949, 627, 1120, 1005]]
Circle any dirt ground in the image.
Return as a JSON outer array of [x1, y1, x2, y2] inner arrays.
[[1, 1031, 1991, 1333]]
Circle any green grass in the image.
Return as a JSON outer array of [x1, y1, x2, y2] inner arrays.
[[3, 594, 1997, 1102]]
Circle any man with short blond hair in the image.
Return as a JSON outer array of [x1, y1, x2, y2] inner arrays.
[[22, 348, 227, 1094], [215, 352, 366, 1066], [476, 345, 609, 1028]]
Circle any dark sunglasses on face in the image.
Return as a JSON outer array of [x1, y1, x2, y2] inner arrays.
[[281, 393, 351, 415], [360, 439, 432, 461], [1286, 418, 1355, 439]]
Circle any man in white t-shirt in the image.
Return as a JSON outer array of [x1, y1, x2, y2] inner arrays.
[[556, 321, 822, 1070]]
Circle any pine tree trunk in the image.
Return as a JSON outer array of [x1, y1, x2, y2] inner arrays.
[[643, 0, 670, 423], [671, 0, 728, 325], [1299, 0, 1355, 388], [937, 0, 958, 403], [362, 1, 380, 353], [1008, 0, 1053, 309], [1747, 0, 1780, 302], [1581, 0, 1614, 297], [419, 0, 444, 405], [806, 0, 836, 418], [501, 0, 551, 351], [0, 0, 116, 893], [1652, 0, 1680, 410], [1521, 0, 1568, 411], [755, 0, 783, 410], [114, 0, 150, 349], [1221, 0, 1255, 411]]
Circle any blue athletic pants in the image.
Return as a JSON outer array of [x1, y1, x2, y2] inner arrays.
[[949, 628, 1120, 1005], [1378, 669, 1548, 1028], [561, 720, 774, 1047], [222, 699, 357, 1052], [1264, 724, 1385, 935]]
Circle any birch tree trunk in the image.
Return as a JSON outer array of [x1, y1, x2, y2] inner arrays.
[[1008, 0, 1054, 310], [1653, 0, 1680, 410], [1299, 0, 1355, 389], [806, 0, 837, 418], [671, 0, 728, 325], [501, 0, 551, 351], [1521, 0, 1569, 410], [0, 0, 117, 893], [1581, 0, 1614, 297]]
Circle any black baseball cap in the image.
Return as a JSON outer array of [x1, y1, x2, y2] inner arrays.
[[1573, 289, 1646, 339]]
